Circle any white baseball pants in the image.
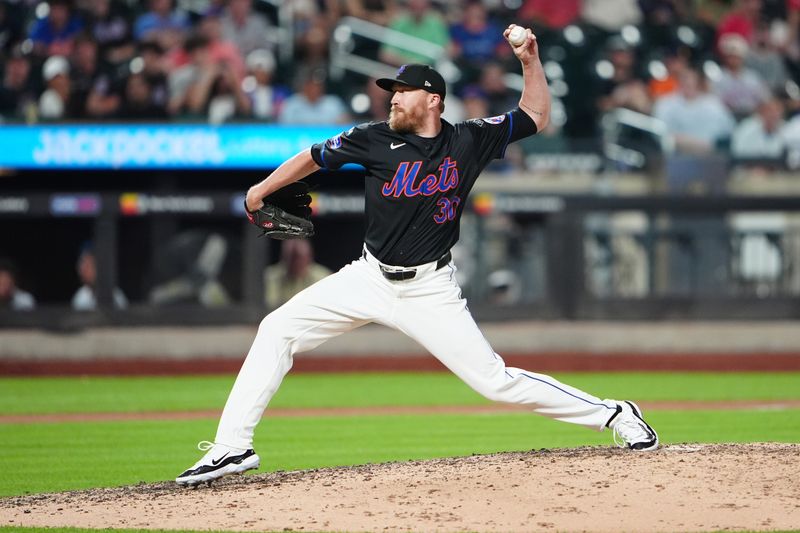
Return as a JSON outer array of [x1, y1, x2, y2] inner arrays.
[[215, 249, 618, 449]]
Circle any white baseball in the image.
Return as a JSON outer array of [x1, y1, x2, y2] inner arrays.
[[508, 25, 527, 46]]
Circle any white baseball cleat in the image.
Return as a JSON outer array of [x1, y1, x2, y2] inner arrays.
[[606, 400, 659, 451], [176, 441, 260, 486]]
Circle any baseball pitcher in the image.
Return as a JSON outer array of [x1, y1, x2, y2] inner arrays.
[[177, 25, 658, 486]]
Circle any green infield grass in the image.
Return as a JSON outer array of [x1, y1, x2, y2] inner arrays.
[[2, 409, 800, 497], [1, 372, 800, 414], [2, 372, 800, 497]]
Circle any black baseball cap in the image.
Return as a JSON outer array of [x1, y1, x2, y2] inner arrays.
[[376, 64, 446, 100]]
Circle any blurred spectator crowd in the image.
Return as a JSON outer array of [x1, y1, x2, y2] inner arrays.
[[0, 0, 799, 163], [1, 245, 127, 311], [4, 0, 800, 315]]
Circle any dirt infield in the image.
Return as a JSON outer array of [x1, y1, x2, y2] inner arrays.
[[2, 443, 798, 533]]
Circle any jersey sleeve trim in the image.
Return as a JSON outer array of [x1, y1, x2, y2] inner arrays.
[[319, 143, 328, 169], [499, 111, 514, 158], [309, 142, 326, 168]]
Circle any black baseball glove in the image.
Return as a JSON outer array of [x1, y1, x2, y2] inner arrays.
[[245, 181, 314, 240]]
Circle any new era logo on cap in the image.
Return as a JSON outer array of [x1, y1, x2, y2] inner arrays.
[[376, 64, 446, 100]]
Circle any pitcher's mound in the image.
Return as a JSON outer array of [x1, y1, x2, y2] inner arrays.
[[2, 443, 799, 532]]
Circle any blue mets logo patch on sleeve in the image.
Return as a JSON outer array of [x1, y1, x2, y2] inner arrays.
[[327, 134, 343, 149], [482, 114, 506, 125]]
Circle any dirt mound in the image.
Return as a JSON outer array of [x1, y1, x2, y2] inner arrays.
[[2, 443, 799, 532]]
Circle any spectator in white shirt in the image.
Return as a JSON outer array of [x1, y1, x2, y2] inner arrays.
[[783, 114, 800, 144], [781, 114, 800, 166], [0, 260, 35, 311], [71, 246, 128, 311], [38, 55, 70, 120], [731, 97, 787, 159], [242, 49, 289, 121], [653, 68, 736, 154]]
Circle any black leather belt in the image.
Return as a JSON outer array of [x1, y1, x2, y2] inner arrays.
[[364, 250, 452, 281]]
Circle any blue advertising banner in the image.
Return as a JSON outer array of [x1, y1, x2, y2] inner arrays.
[[0, 124, 353, 169]]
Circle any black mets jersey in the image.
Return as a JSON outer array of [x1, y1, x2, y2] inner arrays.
[[310, 108, 537, 266]]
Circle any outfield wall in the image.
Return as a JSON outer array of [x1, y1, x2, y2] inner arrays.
[[2, 321, 800, 374]]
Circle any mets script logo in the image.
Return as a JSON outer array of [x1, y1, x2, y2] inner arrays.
[[382, 157, 459, 198], [383, 158, 461, 224]]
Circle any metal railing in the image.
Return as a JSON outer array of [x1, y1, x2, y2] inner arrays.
[[601, 108, 674, 170], [260, 0, 294, 63], [329, 16, 460, 83]]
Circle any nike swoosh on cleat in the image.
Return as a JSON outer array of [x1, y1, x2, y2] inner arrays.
[[390, 143, 406, 150], [211, 452, 230, 466]]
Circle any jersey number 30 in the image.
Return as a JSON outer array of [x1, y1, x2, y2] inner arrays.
[[434, 196, 461, 224]]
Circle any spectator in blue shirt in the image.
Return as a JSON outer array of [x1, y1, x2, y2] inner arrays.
[[133, 0, 190, 42], [449, 0, 508, 84], [28, 0, 84, 57]]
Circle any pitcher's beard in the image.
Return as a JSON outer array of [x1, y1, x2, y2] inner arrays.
[[389, 106, 425, 134]]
